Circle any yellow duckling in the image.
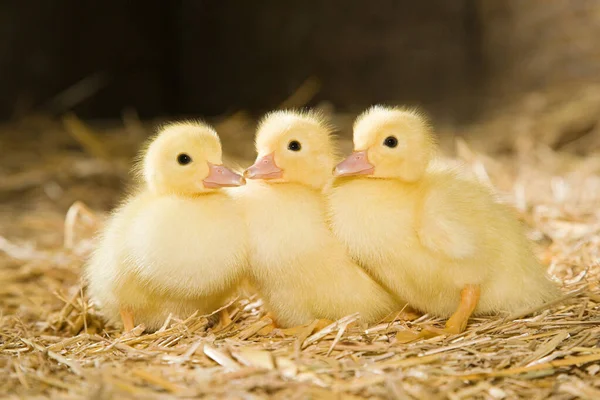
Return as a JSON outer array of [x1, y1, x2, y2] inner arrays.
[[329, 106, 560, 333], [86, 121, 247, 332], [230, 110, 401, 328]]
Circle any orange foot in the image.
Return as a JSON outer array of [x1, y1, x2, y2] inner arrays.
[[314, 319, 334, 331], [120, 307, 135, 332], [445, 284, 480, 334], [213, 308, 233, 331], [396, 306, 422, 321], [279, 318, 333, 336], [256, 312, 278, 335]]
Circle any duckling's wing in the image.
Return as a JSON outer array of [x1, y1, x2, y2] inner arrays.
[[415, 177, 489, 260]]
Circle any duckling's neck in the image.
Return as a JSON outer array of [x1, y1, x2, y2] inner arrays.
[[389, 176, 423, 188], [334, 175, 420, 190], [149, 187, 221, 199], [263, 180, 325, 195]]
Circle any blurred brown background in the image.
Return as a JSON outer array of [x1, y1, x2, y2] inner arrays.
[[4, 4, 600, 398], [2, 0, 600, 237], [2, 0, 600, 126]]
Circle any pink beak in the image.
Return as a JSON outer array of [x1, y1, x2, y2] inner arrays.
[[203, 163, 246, 188], [244, 152, 283, 180], [334, 150, 374, 177]]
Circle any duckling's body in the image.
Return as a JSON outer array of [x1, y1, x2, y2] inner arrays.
[[88, 190, 246, 330], [234, 110, 400, 328], [86, 122, 247, 331], [330, 168, 558, 318], [329, 106, 559, 332], [232, 180, 398, 327]]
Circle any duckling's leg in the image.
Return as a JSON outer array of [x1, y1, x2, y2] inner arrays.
[[260, 311, 333, 335], [264, 311, 278, 326], [315, 319, 334, 331], [255, 311, 278, 335], [120, 307, 135, 332], [214, 308, 233, 331], [445, 284, 480, 334], [279, 319, 333, 336]]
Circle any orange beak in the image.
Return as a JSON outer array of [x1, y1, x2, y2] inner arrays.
[[333, 150, 374, 177], [203, 163, 246, 188], [244, 152, 283, 180]]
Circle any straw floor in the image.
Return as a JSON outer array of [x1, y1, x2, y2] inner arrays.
[[1, 110, 599, 399]]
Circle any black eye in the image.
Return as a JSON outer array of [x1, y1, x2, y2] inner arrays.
[[288, 140, 301, 152], [177, 153, 192, 165], [383, 136, 398, 148]]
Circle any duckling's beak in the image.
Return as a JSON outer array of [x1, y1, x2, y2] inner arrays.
[[333, 150, 374, 177], [244, 152, 283, 180], [203, 163, 246, 188]]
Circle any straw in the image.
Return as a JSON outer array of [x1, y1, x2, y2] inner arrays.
[[1, 105, 600, 398]]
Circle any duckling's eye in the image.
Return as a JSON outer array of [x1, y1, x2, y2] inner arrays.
[[288, 140, 301, 152], [177, 153, 192, 165], [383, 136, 398, 148]]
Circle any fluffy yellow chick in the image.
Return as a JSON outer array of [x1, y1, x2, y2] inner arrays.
[[86, 121, 247, 332], [328, 106, 560, 333], [229, 110, 401, 328]]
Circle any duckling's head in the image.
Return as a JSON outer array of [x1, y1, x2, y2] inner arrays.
[[244, 110, 335, 189], [334, 106, 436, 182], [141, 121, 245, 196]]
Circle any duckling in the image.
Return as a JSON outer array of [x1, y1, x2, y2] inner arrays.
[[229, 110, 401, 328], [86, 122, 247, 332], [328, 106, 560, 333]]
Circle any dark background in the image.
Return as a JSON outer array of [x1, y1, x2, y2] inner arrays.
[[1, 1, 600, 125]]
